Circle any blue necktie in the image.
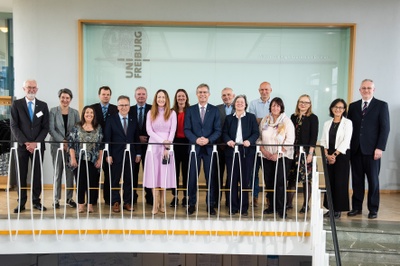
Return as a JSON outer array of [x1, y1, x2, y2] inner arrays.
[[362, 101, 368, 116], [28, 101, 34, 122], [138, 107, 143, 128], [102, 106, 108, 120]]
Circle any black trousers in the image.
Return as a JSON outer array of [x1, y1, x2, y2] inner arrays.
[[350, 149, 380, 213], [111, 155, 134, 205], [134, 144, 153, 204], [16, 148, 45, 206], [74, 160, 100, 205], [171, 138, 189, 197], [323, 151, 350, 212]]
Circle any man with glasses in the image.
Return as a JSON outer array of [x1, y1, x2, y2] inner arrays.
[[91, 86, 118, 205], [347, 79, 390, 219], [184, 83, 221, 215], [10, 80, 49, 213], [104, 96, 140, 212], [248, 81, 273, 207]]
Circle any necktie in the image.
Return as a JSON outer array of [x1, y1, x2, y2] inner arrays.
[[102, 106, 108, 120], [362, 101, 368, 116], [138, 107, 143, 128], [28, 101, 34, 122], [200, 106, 205, 123], [123, 117, 127, 135]]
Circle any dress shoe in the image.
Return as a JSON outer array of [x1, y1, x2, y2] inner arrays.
[[278, 212, 287, 219], [241, 211, 248, 217], [334, 212, 341, 219], [169, 197, 178, 207], [151, 208, 158, 215], [368, 212, 377, 219], [112, 202, 120, 213], [253, 197, 259, 207], [33, 203, 47, 211], [323, 211, 330, 218], [299, 206, 309, 214], [263, 208, 274, 214], [159, 206, 165, 213], [229, 210, 238, 215], [347, 209, 362, 216], [13, 205, 26, 213], [88, 204, 94, 213], [181, 197, 187, 206], [187, 205, 195, 215], [123, 203, 134, 211], [208, 208, 216, 215], [66, 199, 77, 208], [53, 202, 60, 209]]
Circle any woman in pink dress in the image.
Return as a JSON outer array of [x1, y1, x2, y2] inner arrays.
[[144, 89, 177, 214]]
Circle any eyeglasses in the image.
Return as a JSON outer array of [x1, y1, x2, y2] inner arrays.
[[25, 86, 38, 90], [332, 106, 345, 110], [118, 104, 130, 107], [299, 101, 311, 105]]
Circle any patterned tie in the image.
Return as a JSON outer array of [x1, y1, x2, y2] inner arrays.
[[102, 106, 108, 120], [28, 101, 34, 122], [138, 107, 143, 128], [200, 106, 205, 123], [123, 117, 127, 135], [362, 101, 368, 116]]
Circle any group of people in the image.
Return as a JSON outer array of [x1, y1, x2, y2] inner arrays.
[[10, 79, 389, 220]]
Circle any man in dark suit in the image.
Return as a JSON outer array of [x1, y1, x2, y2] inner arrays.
[[347, 79, 390, 219], [215, 87, 235, 207], [184, 83, 221, 215], [104, 95, 140, 213], [90, 86, 118, 205], [10, 79, 49, 213], [130, 86, 153, 205]]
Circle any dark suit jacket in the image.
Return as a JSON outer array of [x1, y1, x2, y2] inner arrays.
[[130, 104, 152, 138], [10, 98, 49, 151], [217, 104, 234, 144], [184, 103, 221, 154], [348, 97, 390, 155], [90, 102, 118, 130], [222, 112, 259, 157], [103, 113, 141, 164]]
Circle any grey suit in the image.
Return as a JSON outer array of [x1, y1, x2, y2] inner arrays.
[[49, 106, 80, 204]]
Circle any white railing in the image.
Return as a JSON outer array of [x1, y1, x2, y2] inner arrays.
[[0, 142, 328, 265]]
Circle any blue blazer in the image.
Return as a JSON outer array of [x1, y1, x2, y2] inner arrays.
[[184, 103, 221, 154], [104, 113, 141, 164], [222, 112, 259, 158], [348, 97, 390, 155]]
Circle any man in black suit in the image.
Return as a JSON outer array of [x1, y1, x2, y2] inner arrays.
[[184, 83, 221, 215], [347, 79, 390, 219], [215, 87, 235, 207], [90, 86, 118, 205], [104, 95, 140, 213], [10, 79, 49, 213], [130, 86, 153, 205]]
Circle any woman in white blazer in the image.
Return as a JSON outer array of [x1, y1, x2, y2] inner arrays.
[[320, 98, 353, 219], [49, 88, 80, 209]]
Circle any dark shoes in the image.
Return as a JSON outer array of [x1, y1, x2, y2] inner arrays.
[[208, 208, 216, 215], [229, 210, 238, 215], [33, 203, 47, 211], [66, 199, 77, 208], [253, 197, 259, 207], [187, 205, 195, 215], [13, 205, 26, 213], [181, 197, 187, 207], [263, 208, 274, 214], [324, 211, 341, 219], [347, 209, 362, 216], [170, 197, 178, 207], [299, 206, 309, 214], [241, 211, 248, 217], [112, 202, 120, 213], [53, 202, 60, 209], [368, 212, 377, 219]]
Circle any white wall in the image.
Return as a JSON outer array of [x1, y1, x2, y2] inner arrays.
[[11, 0, 400, 190]]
